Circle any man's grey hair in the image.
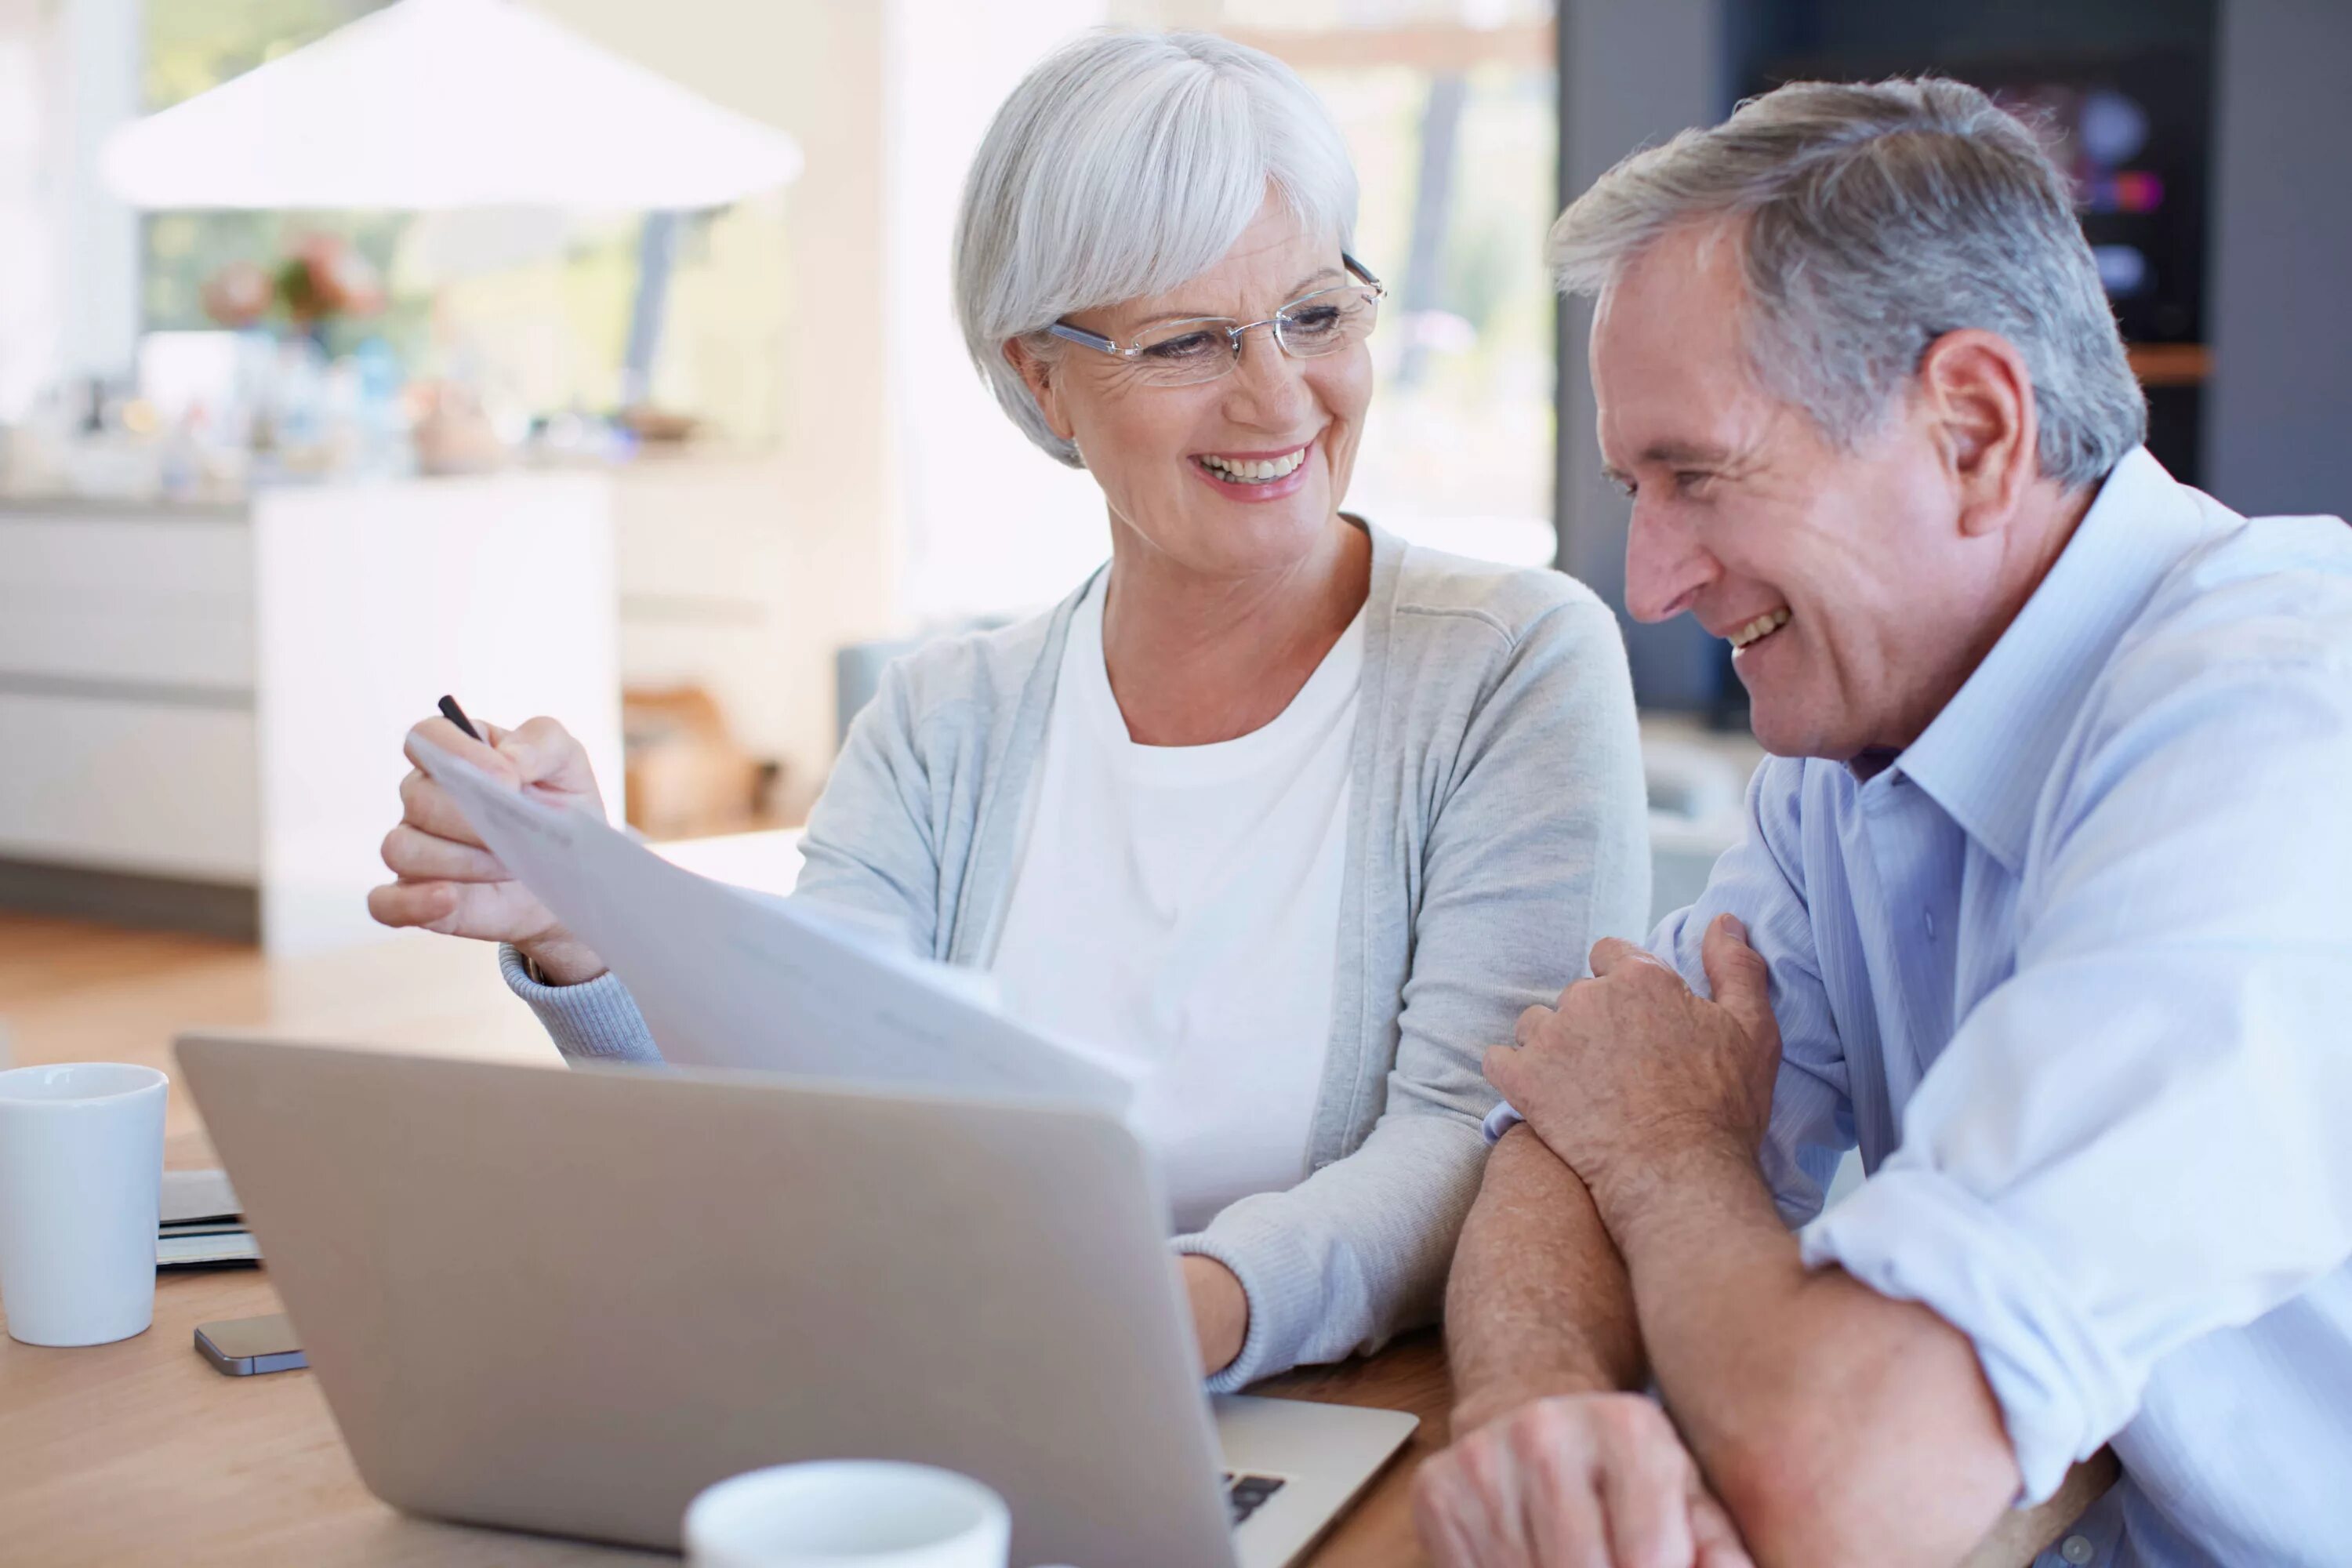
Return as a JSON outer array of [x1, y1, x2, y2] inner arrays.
[[954, 29, 1358, 467], [1552, 77, 2146, 488]]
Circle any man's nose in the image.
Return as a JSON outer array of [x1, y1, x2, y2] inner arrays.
[[1623, 502, 1718, 624]]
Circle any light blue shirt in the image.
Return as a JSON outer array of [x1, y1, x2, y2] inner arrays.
[[1495, 450, 2352, 1566]]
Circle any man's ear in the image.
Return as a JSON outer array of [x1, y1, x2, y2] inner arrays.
[[1918, 328, 2037, 538], [1004, 337, 1076, 445]]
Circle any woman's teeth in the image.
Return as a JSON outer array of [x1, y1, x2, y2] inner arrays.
[[1200, 448, 1306, 483], [1728, 608, 1792, 650]]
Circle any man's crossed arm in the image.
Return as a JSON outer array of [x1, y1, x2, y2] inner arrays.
[[1416, 918, 2113, 1568], [1418, 1120, 1755, 1567]]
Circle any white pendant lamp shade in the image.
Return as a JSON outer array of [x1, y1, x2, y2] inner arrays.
[[102, 0, 804, 210]]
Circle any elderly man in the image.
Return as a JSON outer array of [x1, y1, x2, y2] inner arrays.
[[1415, 77, 2352, 1568]]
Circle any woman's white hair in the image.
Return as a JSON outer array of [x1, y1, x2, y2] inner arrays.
[[954, 29, 1358, 467], [1552, 77, 2146, 488]]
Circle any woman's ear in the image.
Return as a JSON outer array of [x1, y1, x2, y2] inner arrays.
[[1004, 338, 1076, 444], [1918, 328, 2037, 539]]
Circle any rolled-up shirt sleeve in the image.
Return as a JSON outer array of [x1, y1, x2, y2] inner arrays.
[[1801, 656, 2352, 1504]]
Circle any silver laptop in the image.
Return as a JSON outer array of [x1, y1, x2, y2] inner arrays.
[[176, 1035, 1416, 1568]]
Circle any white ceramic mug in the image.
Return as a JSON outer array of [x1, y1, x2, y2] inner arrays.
[[685, 1461, 1011, 1568], [0, 1062, 169, 1347]]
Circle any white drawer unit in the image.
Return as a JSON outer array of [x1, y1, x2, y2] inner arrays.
[[0, 513, 256, 691], [0, 479, 620, 954], [0, 507, 260, 884], [0, 692, 260, 880]]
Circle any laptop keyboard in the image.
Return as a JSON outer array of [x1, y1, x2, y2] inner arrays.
[[1222, 1472, 1287, 1527]]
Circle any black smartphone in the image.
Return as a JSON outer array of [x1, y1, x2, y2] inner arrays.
[[194, 1312, 307, 1376]]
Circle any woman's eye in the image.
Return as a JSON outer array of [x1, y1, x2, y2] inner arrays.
[[1142, 332, 1222, 361], [1286, 305, 1343, 336], [1674, 470, 1713, 495]]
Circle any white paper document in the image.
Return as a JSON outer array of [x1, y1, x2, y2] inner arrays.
[[411, 739, 1135, 1112]]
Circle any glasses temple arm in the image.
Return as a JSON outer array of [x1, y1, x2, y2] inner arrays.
[[1045, 321, 1119, 355]]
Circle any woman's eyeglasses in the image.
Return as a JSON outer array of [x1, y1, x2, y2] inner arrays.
[[1045, 256, 1385, 389]]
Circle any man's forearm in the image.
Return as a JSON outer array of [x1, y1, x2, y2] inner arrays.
[[1444, 1125, 1646, 1431], [1594, 1137, 2020, 1567]]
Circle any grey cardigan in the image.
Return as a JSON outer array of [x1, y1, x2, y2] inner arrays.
[[502, 521, 1650, 1390]]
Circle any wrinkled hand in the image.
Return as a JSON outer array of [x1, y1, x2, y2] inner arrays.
[[366, 714, 610, 984], [1484, 916, 1779, 1207], [1415, 1393, 1752, 1568]]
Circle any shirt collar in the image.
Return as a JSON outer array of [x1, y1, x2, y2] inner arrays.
[[1893, 448, 2226, 873]]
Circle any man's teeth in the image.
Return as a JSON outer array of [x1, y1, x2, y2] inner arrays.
[[1728, 608, 1792, 650], [1201, 449, 1306, 482]]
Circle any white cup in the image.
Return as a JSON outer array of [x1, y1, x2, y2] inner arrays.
[[0, 1062, 169, 1347], [685, 1461, 1011, 1568]]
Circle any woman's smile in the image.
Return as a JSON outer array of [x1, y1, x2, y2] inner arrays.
[[1189, 437, 1316, 502]]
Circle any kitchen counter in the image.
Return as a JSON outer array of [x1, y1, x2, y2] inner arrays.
[[0, 492, 245, 518]]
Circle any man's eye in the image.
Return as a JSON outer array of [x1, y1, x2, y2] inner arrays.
[[1674, 470, 1714, 495]]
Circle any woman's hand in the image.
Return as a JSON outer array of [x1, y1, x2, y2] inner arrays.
[[367, 714, 611, 985], [1182, 1254, 1250, 1377]]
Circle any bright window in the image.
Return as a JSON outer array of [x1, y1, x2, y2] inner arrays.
[[136, 0, 789, 448]]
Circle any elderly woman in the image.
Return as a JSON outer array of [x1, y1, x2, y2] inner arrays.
[[370, 30, 1649, 1391]]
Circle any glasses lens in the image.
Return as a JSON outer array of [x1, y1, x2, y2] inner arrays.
[[1117, 287, 1378, 387], [1276, 288, 1379, 358], [1131, 321, 1240, 387]]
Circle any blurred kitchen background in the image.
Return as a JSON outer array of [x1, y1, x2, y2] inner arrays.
[[1, 0, 2345, 963]]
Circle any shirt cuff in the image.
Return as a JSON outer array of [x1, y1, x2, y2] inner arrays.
[[1171, 1207, 1327, 1394], [1799, 1166, 2136, 1505], [498, 944, 664, 1064], [1482, 1102, 1523, 1144]]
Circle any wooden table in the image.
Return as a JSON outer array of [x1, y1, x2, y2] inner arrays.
[[0, 920, 1446, 1566], [0, 1131, 1450, 1568], [0, 919, 2105, 1566]]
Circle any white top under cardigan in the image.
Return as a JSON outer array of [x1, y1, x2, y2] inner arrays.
[[993, 574, 1363, 1232], [500, 520, 1653, 1391]]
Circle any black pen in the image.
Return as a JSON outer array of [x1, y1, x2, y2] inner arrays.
[[437, 694, 483, 742]]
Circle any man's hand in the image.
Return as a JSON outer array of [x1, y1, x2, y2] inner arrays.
[[1414, 1393, 1753, 1568], [1484, 916, 1779, 1208]]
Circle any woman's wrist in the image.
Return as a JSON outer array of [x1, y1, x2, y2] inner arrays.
[[1181, 1254, 1250, 1377], [516, 931, 608, 987]]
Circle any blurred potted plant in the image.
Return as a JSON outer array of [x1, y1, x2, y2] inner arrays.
[[198, 234, 401, 479], [201, 233, 386, 343], [277, 233, 387, 336]]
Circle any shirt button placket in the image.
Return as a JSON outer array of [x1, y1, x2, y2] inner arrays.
[[2060, 1535, 2096, 1566]]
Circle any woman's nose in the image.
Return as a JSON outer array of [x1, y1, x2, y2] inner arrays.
[[1623, 502, 1719, 624], [1220, 327, 1311, 428]]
